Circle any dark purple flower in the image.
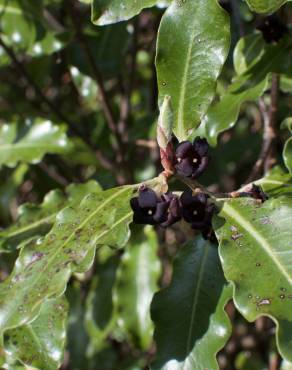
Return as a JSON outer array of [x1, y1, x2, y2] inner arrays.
[[180, 190, 215, 238], [174, 137, 210, 179], [257, 16, 287, 44], [249, 184, 268, 202], [130, 187, 181, 227]]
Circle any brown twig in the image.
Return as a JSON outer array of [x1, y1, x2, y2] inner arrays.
[[38, 162, 69, 186], [246, 74, 280, 182]]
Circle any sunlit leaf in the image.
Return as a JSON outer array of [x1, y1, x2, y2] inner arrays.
[[156, 0, 230, 141], [214, 197, 292, 361], [0, 120, 72, 168], [0, 186, 134, 341], [0, 180, 102, 253], [4, 296, 68, 370], [245, 0, 288, 13], [92, 0, 158, 26]]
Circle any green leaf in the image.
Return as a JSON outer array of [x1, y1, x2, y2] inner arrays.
[[85, 255, 120, 352], [284, 137, 292, 173], [196, 75, 268, 146], [255, 167, 292, 197], [0, 185, 134, 340], [114, 226, 161, 350], [0, 120, 71, 168], [4, 296, 68, 370], [245, 0, 287, 13], [233, 33, 265, 75], [197, 38, 292, 145], [0, 0, 37, 50], [0, 180, 102, 253], [92, 0, 158, 26], [151, 237, 232, 369], [214, 197, 292, 361], [156, 0, 230, 141]]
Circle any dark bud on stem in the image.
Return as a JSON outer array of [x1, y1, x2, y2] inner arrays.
[[257, 16, 287, 44], [180, 190, 215, 240], [249, 184, 268, 202], [130, 186, 181, 227], [175, 137, 210, 179]]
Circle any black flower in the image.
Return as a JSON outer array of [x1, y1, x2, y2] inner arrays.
[[174, 137, 210, 179], [257, 16, 287, 44], [130, 187, 181, 227], [249, 184, 268, 202], [180, 190, 215, 238]]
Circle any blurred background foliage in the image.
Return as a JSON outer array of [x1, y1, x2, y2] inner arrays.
[[0, 0, 291, 369]]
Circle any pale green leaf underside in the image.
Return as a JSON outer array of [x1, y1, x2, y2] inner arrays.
[[215, 197, 292, 361], [92, 0, 157, 25], [0, 121, 71, 168], [156, 0, 230, 141], [246, 0, 287, 13], [0, 186, 134, 339], [4, 296, 68, 370], [151, 237, 232, 369]]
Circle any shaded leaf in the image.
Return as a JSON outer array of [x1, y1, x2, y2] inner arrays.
[[0, 120, 71, 168], [245, 0, 287, 13], [284, 137, 292, 173], [214, 197, 292, 361], [233, 33, 265, 75], [0, 180, 102, 253], [114, 226, 161, 350], [197, 38, 292, 145], [0, 186, 134, 340], [92, 0, 158, 26], [156, 0, 230, 141], [151, 237, 232, 369], [4, 296, 68, 370], [85, 255, 120, 352]]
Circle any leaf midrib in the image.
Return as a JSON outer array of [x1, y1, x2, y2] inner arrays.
[[185, 243, 210, 360], [222, 202, 292, 285], [0, 187, 132, 333]]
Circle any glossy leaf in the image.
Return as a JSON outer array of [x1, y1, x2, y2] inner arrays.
[[114, 226, 161, 350], [4, 296, 68, 370], [284, 138, 292, 173], [156, 0, 230, 141], [151, 237, 232, 369], [92, 0, 158, 26], [0, 120, 71, 168], [255, 168, 292, 197], [197, 38, 292, 145], [85, 255, 120, 352], [245, 0, 287, 13], [214, 197, 292, 361], [0, 180, 102, 253], [0, 186, 134, 340], [233, 33, 265, 75]]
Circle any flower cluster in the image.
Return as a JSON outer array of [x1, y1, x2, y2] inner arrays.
[[130, 186, 215, 239]]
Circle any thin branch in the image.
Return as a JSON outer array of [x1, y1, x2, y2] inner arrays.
[[67, 1, 122, 151], [0, 36, 117, 175], [38, 162, 69, 186], [246, 74, 280, 182]]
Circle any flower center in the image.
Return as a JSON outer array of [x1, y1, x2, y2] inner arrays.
[[193, 158, 198, 163], [193, 210, 198, 215], [177, 157, 182, 163], [148, 209, 153, 215]]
